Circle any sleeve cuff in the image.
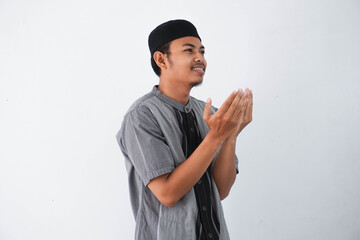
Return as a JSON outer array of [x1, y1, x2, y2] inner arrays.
[[144, 166, 175, 186]]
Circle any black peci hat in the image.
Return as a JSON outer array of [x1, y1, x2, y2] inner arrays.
[[148, 19, 201, 55]]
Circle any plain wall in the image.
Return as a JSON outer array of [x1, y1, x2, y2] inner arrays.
[[1, 0, 359, 239]]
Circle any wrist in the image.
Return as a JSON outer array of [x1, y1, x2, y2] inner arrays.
[[206, 130, 226, 146], [225, 135, 237, 144]]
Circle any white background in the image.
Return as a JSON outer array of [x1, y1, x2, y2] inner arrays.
[[1, 0, 359, 239]]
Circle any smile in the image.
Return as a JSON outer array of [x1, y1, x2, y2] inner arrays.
[[192, 67, 205, 76]]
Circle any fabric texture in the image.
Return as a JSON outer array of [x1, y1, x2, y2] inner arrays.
[[116, 86, 238, 240]]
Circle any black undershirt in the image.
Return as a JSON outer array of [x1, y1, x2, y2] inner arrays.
[[174, 108, 220, 240]]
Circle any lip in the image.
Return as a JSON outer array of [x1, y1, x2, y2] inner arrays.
[[192, 69, 205, 75], [191, 65, 205, 75]]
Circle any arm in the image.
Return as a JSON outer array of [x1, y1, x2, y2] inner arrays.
[[213, 88, 253, 200], [212, 137, 237, 200], [148, 90, 245, 207]]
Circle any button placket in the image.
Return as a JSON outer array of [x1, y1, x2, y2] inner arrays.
[[175, 107, 220, 239]]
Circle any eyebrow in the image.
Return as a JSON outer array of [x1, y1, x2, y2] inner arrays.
[[182, 43, 205, 49]]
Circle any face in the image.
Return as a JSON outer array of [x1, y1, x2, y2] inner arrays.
[[164, 36, 207, 87]]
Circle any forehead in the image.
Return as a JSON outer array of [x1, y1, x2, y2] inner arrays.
[[169, 36, 203, 49]]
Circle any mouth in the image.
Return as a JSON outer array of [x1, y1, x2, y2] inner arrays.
[[191, 65, 205, 75]]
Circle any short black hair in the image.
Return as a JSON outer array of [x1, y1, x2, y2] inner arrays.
[[151, 42, 171, 76]]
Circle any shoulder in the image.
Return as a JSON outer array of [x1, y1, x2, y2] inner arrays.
[[126, 91, 156, 115], [123, 90, 167, 124], [117, 91, 161, 143]]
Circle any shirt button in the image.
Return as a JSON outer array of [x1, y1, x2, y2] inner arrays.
[[185, 106, 190, 112], [202, 206, 206, 211], [208, 233, 213, 238]]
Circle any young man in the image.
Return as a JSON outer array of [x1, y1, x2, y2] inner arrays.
[[116, 19, 253, 240]]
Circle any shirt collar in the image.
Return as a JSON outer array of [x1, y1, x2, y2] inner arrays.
[[152, 85, 193, 113]]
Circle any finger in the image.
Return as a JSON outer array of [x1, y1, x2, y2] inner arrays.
[[244, 89, 253, 118], [249, 89, 253, 111], [242, 89, 250, 107], [244, 102, 253, 120], [247, 89, 253, 107], [225, 89, 243, 118], [203, 98, 212, 121], [249, 90, 254, 105], [248, 89, 253, 104], [233, 88, 248, 118], [216, 90, 237, 115]]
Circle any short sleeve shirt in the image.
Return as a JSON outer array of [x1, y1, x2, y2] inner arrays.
[[116, 86, 238, 240]]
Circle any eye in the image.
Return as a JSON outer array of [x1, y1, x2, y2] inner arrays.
[[200, 50, 205, 55], [185, 48, 193, 53]]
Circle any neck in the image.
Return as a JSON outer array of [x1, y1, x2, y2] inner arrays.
[[158, 77, 191, 105]]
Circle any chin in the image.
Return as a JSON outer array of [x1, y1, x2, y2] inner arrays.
[[190, 81, 203, 88], [190, 78, 203, 88]]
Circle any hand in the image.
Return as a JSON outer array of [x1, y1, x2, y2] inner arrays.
[[203, 89, 251, 143], [230, 88, 253, 139]]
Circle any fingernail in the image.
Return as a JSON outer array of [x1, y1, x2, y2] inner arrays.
[[207, 98, 211, 103], [233, 90, 237, 95]]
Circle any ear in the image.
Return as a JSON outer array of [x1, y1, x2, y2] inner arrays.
[[153, 51, 168, 71]]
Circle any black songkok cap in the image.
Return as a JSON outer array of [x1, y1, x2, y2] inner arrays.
[[148, 19, 201, 55]]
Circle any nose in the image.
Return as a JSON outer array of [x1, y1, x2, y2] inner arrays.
[[194, 52, 205, 63]]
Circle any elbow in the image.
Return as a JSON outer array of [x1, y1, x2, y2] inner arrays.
[[155, 188, 179, 207], [162, 199, 177, 208], [219, 190, 230, 201], [147, 176, 180, 208], [158, 195, 178, 208], [215, 181, 231, 200]]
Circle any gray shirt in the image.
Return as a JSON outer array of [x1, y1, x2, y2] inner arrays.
[[116, 86, 238, 240]]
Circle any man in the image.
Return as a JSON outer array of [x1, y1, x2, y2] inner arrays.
[[116, 19, 253, 240]]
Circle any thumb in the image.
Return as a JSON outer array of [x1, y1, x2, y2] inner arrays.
[[203, 98, 212, 121]]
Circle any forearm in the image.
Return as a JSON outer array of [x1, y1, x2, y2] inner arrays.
[[212, 136, 237, 200], [149, 131, 223, 207]]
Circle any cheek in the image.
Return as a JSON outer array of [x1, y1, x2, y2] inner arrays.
[[177, 61, 192, 72], [171, 57, 193, 72]]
